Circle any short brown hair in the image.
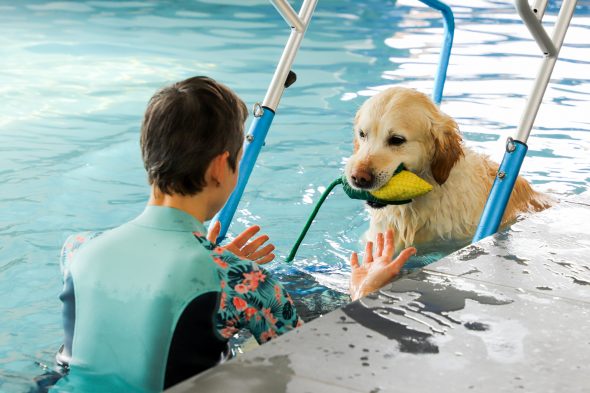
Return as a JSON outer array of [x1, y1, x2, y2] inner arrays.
[[140, 76, 247, 195]]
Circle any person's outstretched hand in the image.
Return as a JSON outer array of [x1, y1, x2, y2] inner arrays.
[[349, 229, 416, 301], [208, 221, 276, 265]]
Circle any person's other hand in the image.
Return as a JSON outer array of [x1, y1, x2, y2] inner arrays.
[[208, 221, 276, 264], [349, 229, 416, 301]]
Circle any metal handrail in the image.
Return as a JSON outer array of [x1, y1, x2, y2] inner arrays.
[[271, 0, 305, 32], [473, 0, 577, 243], [264, 0, 317, 110], [515, 0, 556, 56], [212, 0, 318, 242], [417, 0, 455, 105], [532, 0, 549, 20], [516, 0, 577, 143]]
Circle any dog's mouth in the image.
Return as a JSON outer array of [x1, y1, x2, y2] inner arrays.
[[366, 200, 387, 209]]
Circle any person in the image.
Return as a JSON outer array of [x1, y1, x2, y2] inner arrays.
[[48, 76, 416, 393]]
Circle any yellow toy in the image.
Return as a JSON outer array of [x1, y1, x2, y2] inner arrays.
[[341, 164, 432, 205], [286, 165, 432, 261], [370, 169, 433, 201]]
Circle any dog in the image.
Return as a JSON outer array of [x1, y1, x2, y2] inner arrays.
[[345, 87, 554, 250]]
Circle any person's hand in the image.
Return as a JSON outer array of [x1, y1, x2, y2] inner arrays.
[[349, 229, 416, 301], [208, 221, 276, 265]]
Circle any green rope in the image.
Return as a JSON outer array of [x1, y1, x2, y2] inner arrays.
[[285, 177, 343, 262], [285, 166, 411, 263]]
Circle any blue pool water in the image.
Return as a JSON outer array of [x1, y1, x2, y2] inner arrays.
[[1, 0, 589, 391]]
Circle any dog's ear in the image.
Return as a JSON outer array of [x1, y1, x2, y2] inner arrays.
[[430, 112, 463, 185]]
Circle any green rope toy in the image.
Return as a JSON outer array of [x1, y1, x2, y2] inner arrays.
[[286, 164, 433, 262]]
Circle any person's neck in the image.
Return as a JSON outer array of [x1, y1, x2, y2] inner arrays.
[[147, 187, 211, 223]]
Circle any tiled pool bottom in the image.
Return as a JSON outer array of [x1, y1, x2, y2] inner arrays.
[[168, 193, 590, 393]]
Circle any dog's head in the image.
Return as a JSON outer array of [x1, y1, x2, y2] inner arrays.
[[345, 87, 463, 199]]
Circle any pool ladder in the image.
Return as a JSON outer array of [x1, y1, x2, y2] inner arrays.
[[212, 0, 576, 245], [210, 0, 456, 242], [473, 0, 578, 242]]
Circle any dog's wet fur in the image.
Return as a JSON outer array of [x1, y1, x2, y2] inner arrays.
[[345, 87, 554, 249]]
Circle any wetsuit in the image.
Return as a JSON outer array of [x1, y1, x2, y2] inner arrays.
[[51, 206, 302, 392]]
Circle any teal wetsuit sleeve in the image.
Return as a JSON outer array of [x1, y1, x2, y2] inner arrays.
[[60, 232, 101, 277], [58, 231, 102, 365], [192, 234, 303, 344], [60, 234, 81, 276]]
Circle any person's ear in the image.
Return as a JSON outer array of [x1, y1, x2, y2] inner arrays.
[[207, 151, 230, 187]]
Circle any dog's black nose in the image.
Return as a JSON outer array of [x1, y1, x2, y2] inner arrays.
[[351, 169, 373, 189]]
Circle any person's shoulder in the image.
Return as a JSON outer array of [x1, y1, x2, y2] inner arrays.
[[60, 231, 103, 274]]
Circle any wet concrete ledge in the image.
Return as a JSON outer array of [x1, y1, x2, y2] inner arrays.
[[167, 193, 590, 393]]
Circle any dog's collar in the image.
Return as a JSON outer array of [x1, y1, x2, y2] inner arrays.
[[392, 163, 405, 175]]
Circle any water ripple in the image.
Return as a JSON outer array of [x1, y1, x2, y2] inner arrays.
[[0, 0, 588, 388]]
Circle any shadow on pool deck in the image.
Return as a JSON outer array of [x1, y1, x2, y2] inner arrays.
[[167, 193, 590, 393]]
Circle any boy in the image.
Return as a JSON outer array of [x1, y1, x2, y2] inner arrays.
[[50, 76, 415, 392]]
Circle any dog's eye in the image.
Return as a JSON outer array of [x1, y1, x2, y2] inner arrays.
[[387, 135, 406, 146], [358, 130, 366, 139]]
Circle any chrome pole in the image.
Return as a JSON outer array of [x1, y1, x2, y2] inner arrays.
[[515, 0, 577, 143], [212, 0, 318, 242], [270, 0, 305, 32], [531, 0, 549, 20], [264, 0, 317, 110], [474, 0, 578, 243]]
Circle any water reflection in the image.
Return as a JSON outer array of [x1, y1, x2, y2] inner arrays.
[[0, 1, 588, 390]]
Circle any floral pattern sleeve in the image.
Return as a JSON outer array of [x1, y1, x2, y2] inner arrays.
[[193, 234, 303, 344], [60, 231, 102, 277]]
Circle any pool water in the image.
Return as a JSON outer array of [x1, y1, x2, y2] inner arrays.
[[1, 0, 588, 391]]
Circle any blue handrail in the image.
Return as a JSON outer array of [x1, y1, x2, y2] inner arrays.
[[417, 0, 454, 105], [213, 107, 275, 240], [473, 139, 528, 241], [211, 0, 318, 243]]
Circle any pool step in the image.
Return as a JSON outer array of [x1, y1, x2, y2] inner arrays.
[[167, 192, 590, 393]]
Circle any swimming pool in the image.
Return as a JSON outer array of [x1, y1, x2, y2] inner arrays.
[[1, 0, 588, 391]]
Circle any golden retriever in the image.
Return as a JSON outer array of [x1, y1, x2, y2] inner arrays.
[[345, 87, 554, 249]]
